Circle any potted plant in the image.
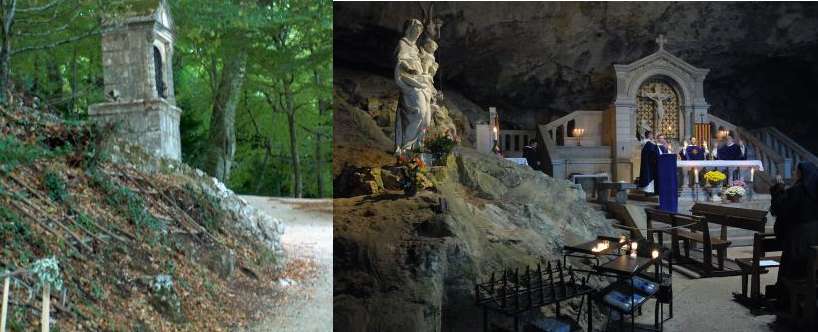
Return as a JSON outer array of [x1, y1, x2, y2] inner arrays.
[[724, 185, 746, 203], [425, 135, 456, 166], [703, 170, 727, 202]]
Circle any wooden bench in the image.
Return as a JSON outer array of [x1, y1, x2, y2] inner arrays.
[[734, 232, 781, 307], [780, 246, 818, 330], [690, 203, 768, 277], [645, 208, 731, 275]]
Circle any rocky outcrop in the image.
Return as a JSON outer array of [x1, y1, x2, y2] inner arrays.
[[333, 147, 618, 331], [335, 2, 818, 153], [110, 140, 285, 260]]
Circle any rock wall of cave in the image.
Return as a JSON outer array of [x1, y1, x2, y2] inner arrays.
[[335, 2, 818, 153]]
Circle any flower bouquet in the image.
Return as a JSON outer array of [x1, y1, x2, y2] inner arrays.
[[724, 185, 746, 203], [398, 156, 427, 196], [703, 170, 726, 187], [703, 170, 727, 202]]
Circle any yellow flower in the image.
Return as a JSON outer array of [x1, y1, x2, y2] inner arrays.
[[703, 170, 726, 184]]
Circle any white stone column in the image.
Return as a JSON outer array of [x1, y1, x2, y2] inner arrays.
[[613, 98, 638, 182]]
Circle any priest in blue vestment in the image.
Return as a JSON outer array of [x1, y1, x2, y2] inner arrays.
[[683, 137, 706, 160]]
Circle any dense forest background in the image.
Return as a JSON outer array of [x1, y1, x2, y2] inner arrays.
[[4, 0, 332, 198]]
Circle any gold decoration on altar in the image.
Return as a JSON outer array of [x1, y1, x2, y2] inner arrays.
[[637, 79, 680, 140]]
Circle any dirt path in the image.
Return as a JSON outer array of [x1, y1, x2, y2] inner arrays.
[[240, 196, 332, 332]]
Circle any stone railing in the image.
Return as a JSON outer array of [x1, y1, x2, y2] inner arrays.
[[499, 129, 537, 158], [755, 127, 818, 170], [733, 127, 787, 189], [542, 110, 604, 147]]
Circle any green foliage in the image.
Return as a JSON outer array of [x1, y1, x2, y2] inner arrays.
[[257, 245, 278, 268], [426, 136, 456, 160], [174, 0, 333, 198], [43, 170, 69, 203], [91, 280, 107, 301], [90, 172, 166, 243], [0, 137, 54, 172], [30, 256, 63, 291], [184, 183, 223, 232], [8, 0, 333, 197], [0, 206, 31, 243]]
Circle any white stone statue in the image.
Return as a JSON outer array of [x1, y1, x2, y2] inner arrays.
[[636, 116, 652, 140], [642, 87, 673, 126], [419, 38, 440, 128], [394, 19, 432, 156]]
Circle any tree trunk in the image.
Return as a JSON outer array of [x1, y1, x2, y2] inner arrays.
[[70, 47, 78, 114], [204, 37, 248, 183], [315, 71, 327, 198], [284, 80, 302, 198], [46, 53, 62, 110], [0, 0, 17, 100]]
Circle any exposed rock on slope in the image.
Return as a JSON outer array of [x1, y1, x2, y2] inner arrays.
[[333, 76, 618, 330], [335, 2, 818, 153], [334, 148, 617, 331], [0, 102, 285, 331]]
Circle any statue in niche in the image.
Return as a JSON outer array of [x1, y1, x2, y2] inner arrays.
[[636, 116, 652, 141], [642, 86, 673, 129], [394, 19, 431, 156]]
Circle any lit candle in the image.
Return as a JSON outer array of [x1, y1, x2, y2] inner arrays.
[[652, 249, 660, 259], [750, 168, 755, 182], [630, 241, 638, 257], [619, 235, 626, 244], [694, 168, 699, 184]]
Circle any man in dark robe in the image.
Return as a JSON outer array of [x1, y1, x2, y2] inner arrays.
[[770, 162, 818, 307], [639, 131, 659, 193], [656, 134, 670, 154], [522, 139, 541, 170], [716, 133, 743, 161]]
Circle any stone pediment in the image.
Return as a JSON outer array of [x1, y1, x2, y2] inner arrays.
[[613, 40, 710, 108], [104, 0, 174, 33], [614, 48, 709, 82]]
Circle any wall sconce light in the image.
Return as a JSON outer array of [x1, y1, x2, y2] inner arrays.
[[572, 128, 585, 146]]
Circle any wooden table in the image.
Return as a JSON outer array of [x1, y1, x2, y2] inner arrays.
[[595, 247, 671, 332]]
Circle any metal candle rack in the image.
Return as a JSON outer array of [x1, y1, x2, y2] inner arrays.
[[475, 260, 595, 332]]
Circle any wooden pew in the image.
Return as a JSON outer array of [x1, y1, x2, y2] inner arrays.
[[645, 208, 731, 276], [734, 232, 781, 307], [690, 203, 768, 277]]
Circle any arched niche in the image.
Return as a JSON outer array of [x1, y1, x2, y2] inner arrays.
[[609, 38, 711, 181]]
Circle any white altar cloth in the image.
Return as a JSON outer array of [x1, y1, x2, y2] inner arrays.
[[676, 160, 764, 171]]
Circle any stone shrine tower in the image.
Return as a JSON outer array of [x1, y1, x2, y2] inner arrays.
[[89, 0, 181, 160]]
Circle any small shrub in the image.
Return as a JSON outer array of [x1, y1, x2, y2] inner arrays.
[[0, 137, 52, 172], [43, 170, 69, 203], [425, 135, 456, 158], [30, 256, 63, 291], [91, 172, 165, 243]]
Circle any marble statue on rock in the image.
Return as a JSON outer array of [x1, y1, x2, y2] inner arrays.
[[394, 19, 431, 156]]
